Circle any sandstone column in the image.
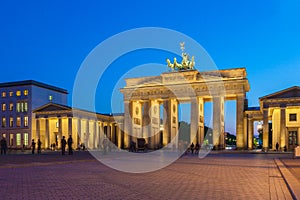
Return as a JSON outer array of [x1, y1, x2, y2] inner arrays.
[[36, 118, 40, 140], [280, 108, 286, 149], [198, 98, 205, 145], [45, 118, 49, 149], [236, 94, 245, 149], [163, 99, 171, 145], [190, 98, 199, 144], [123, 100, 132, 148], [142, 101, 150, 144], [248, 118, 253, 149], [213, 96, 225, 149], [262, 109, 269, 150]]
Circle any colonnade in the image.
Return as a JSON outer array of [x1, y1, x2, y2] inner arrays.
[[34, 116, 123, 150], [123, 94, 246, 149]]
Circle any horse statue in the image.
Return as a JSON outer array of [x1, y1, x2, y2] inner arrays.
[[166, 42, 195, 71]]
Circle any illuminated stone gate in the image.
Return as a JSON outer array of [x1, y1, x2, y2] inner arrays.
[[120, 68, 250, 149]]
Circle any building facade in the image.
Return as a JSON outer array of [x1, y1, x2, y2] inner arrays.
[[32, 103, 124, 150], [0, 80, 67, 148], [245, 86, 300, 151]]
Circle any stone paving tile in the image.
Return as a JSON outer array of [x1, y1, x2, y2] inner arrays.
[[0, 152, 294, 200], [281, 158, 300, 181]]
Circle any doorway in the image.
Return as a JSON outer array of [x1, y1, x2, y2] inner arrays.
[[288, 131, 298, 150]]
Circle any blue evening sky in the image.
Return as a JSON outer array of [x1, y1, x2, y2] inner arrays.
[[1, 0, 300, 135]]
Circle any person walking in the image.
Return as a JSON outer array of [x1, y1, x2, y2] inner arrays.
[[61, 136, 67, 155], [31, 139, 36, 154], [37, 139, 42, 154], [1, 137, 7, 155], [67, 135, 73, 155]]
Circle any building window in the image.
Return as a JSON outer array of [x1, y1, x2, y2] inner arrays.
[[289, 113, 297, 121], [17, 102, 28, 112], [49, 95, 53, 101], [23, 90, 29, 96], [16, 90, 21, 96], [24, 133, 28, 146], [16, 117, 21, 127], [1, 92, 6, 97], [2, 117, 6, 127], [24, 116, 28, 127], [9, 117, 13, 127], [9, 103, 13, 111], [2, 103, 6, 111], [9, 133, 14, 146], [9, 91, 13, 97], [17, 102, 20, 112], [16, 133, 21, 146], [24, 102, 28, 112]]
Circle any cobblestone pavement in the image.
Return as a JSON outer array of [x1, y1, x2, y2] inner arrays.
[[0, 151, 296, 200]]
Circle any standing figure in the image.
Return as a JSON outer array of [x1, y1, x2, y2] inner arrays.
[[1, 137, 7, 155], [37, 139, 42, 154], [190, 142, 195, 154], [276, 142, 279, 152], [195, 143, 200, 154], [31, 139, 36, 154], [67, 135, 73, 155], [61, 136, 67, 155]]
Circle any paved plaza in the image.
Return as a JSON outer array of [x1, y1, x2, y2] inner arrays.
[[0, 151, 299, 200]]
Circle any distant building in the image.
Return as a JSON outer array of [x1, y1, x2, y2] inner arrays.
[[245, 86, 300, 151], [0, 80, 67, 148]]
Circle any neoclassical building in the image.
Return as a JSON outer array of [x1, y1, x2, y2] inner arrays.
[[32, 103, 124, 150], [245, 86, 300, 151], [120, 68, 249, 150]]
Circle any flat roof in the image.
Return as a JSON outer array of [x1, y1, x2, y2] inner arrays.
[[0, 80, 68, 94]]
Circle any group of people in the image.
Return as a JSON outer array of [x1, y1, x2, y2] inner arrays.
[[30, 139, 42, 154], [188, 142, 200, 155], [31, 135, 73, 155], [60, 135, 73, 155]]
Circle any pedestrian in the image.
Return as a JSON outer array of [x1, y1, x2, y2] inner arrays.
[[67, 135, 73, 155], [31, 139, 36, 154], [190, 142, 195, 154], [195, 142, 200, 154], [61, 136, 67, 155], [37, 139, 42, 154], [1, 137, 7, 155], [276, 142, 279, 152]]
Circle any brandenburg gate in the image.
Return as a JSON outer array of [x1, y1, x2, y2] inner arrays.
[[120, 46, 250, 150]]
